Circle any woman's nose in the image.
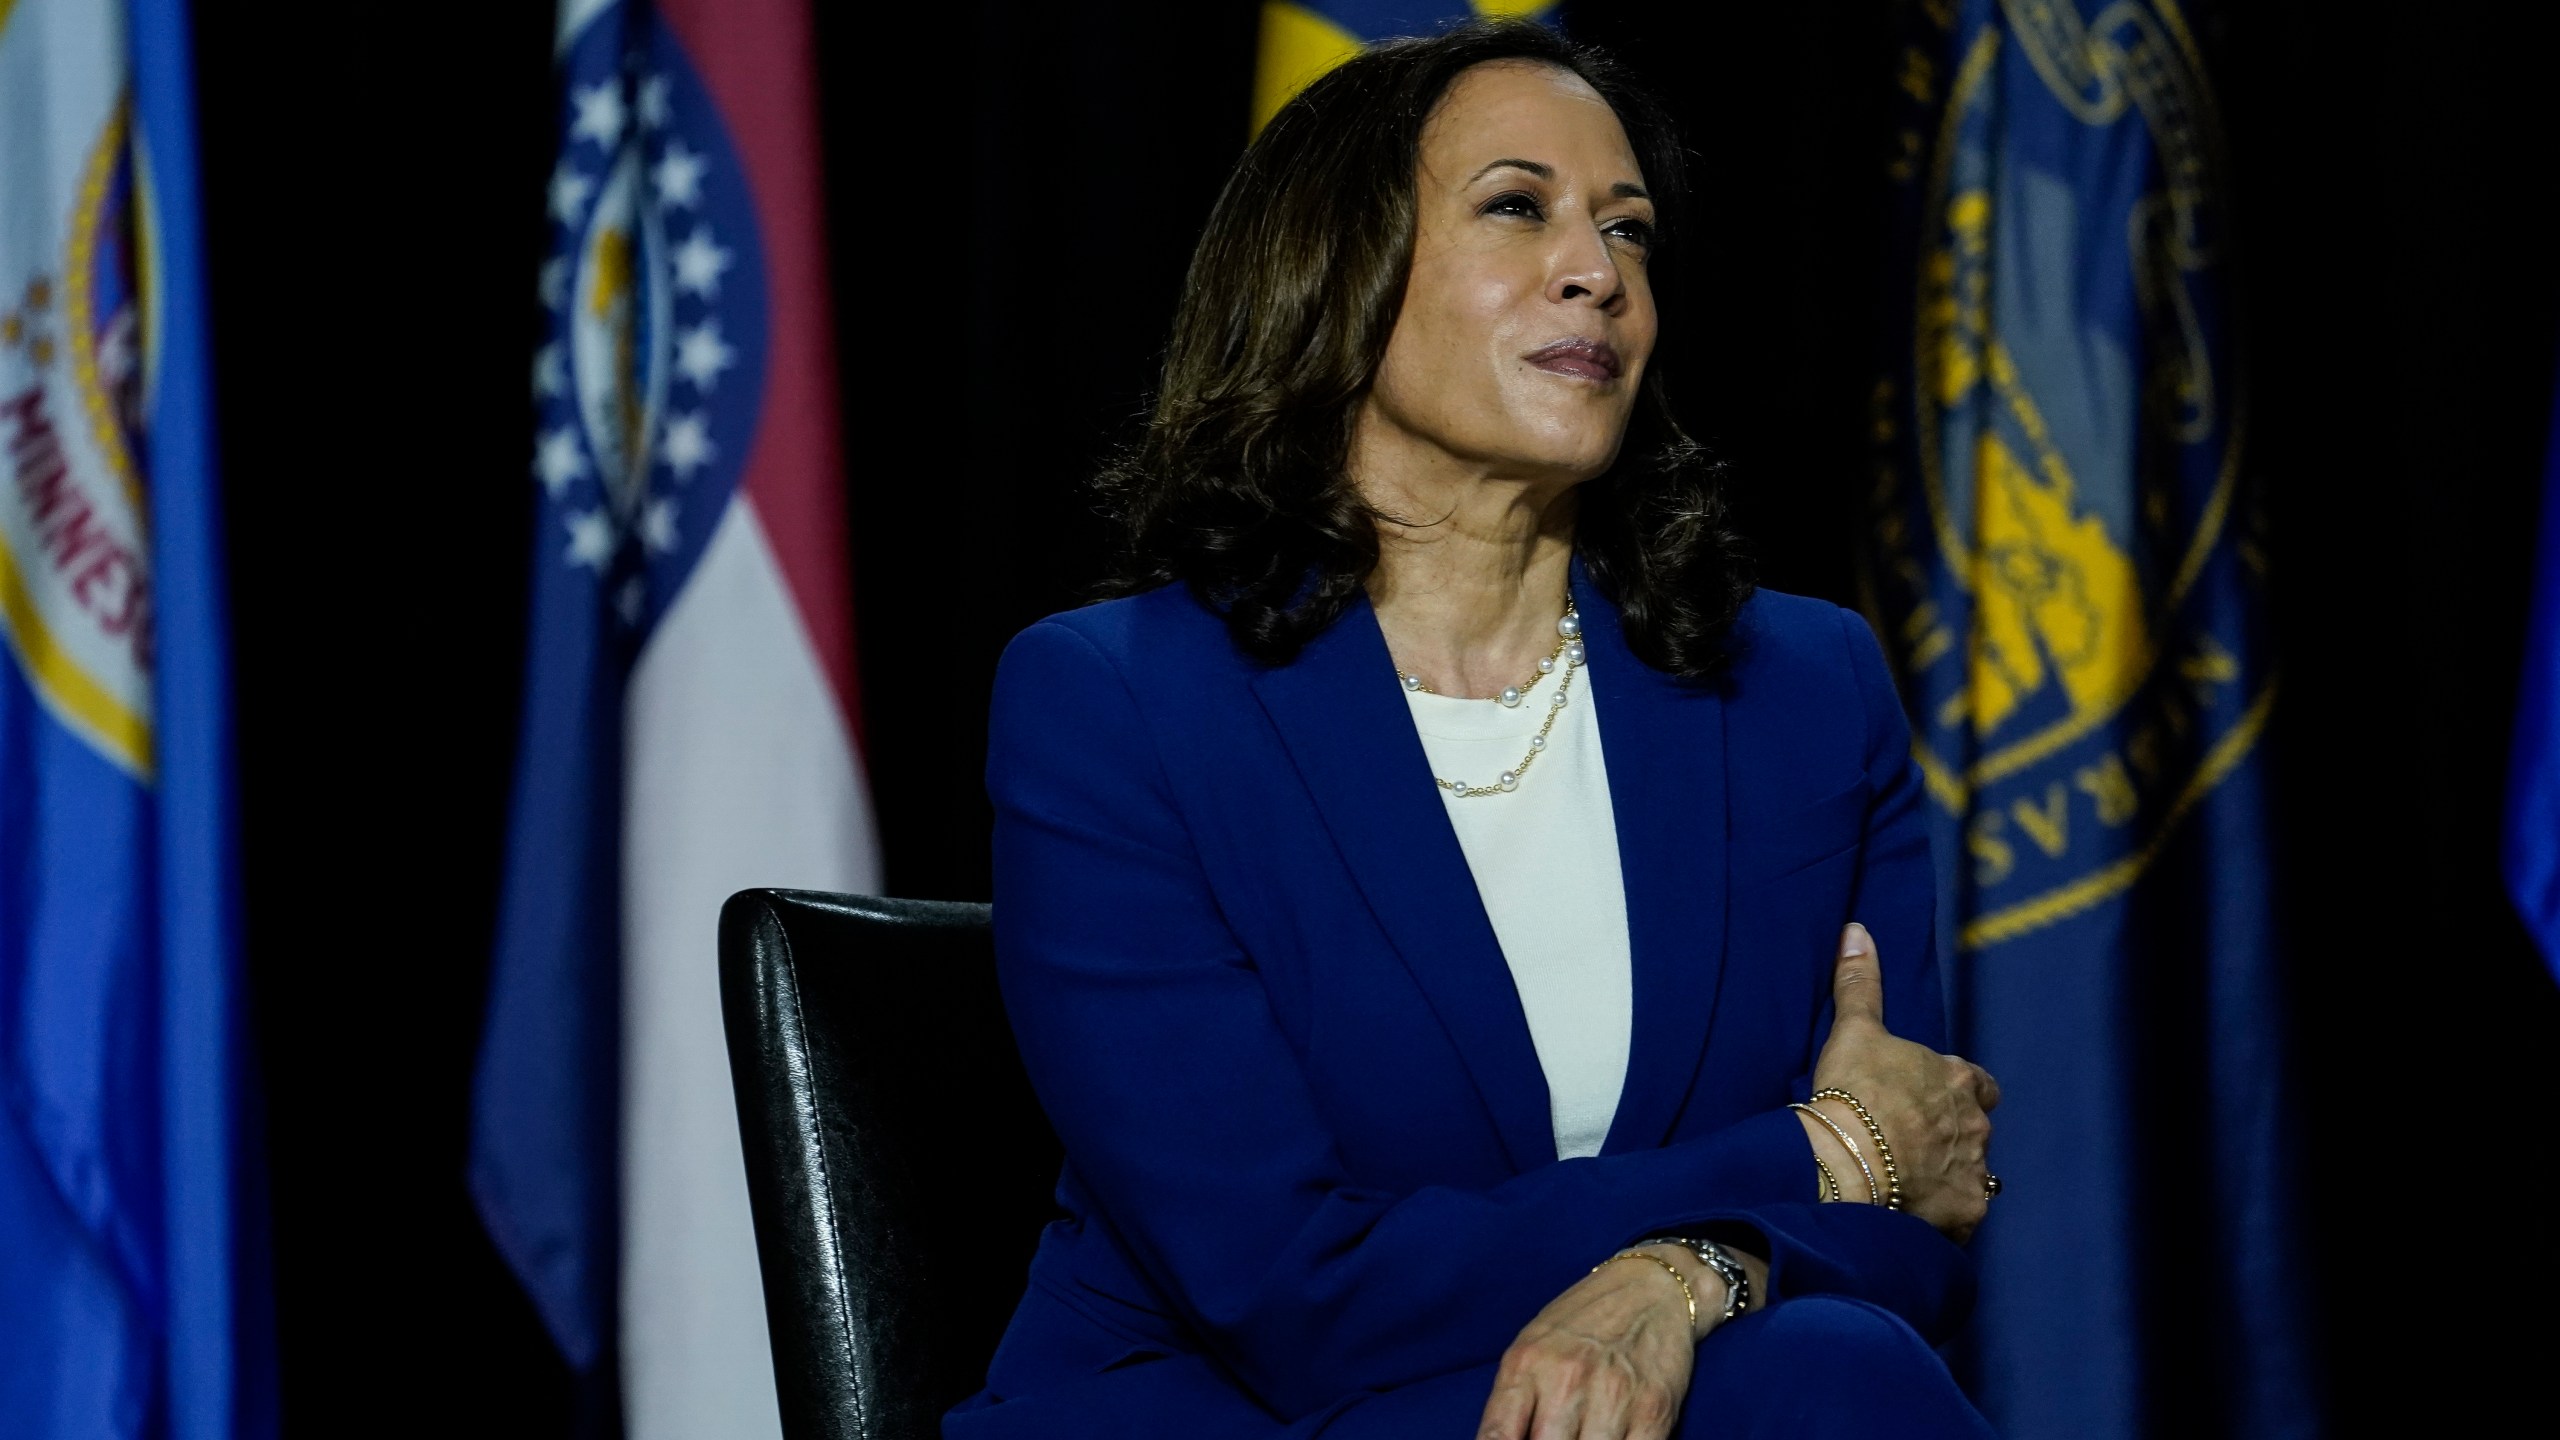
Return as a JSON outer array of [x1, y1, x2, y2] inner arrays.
[[1548, 224, 1625, 313]]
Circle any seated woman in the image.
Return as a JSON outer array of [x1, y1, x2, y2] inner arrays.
[[948, 21, 2001, 1440]]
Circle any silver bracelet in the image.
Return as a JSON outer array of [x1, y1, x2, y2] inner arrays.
[[1633, 1236, 1751, 1322]]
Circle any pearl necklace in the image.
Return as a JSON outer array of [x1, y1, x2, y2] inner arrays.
[[1396, 601, 1588, 798]]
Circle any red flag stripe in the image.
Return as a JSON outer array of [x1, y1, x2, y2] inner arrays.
[[659, 0, 863, 748]]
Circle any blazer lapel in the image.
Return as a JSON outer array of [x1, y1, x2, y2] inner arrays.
[[1249, 593, 1558, 1174], [1578, 563, 1735, 1154]]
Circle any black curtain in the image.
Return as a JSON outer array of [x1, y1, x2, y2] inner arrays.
[[2218, 0, 2560, 1417], [202, 2, 2556, 1431], [197, 3, 570, 1432]]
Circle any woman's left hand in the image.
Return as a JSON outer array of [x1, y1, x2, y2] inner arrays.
[[1475, 1243, 1765, 1440]]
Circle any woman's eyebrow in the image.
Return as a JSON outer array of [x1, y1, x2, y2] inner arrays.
[[1466, 157, 1552, 184], [1461, 157, 1651, 202]]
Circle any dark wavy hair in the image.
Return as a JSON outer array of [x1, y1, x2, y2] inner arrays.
[[1095, 20, 1752, 681]]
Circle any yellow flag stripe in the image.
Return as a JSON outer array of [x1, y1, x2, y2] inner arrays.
[[0, 530, 154, 778]]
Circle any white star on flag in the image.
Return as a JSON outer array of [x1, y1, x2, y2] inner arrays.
[[549, 165, 595, 226], [674, 321, 735, 390], [536, 425, 587, 497], [540, 258, 571, 310], [617, 575, 648, 625], [639, 75, 672, 130], [660, 413, 714, 478], [565, 508, 617, 568], [533, 343, 568, 399], [639, 496, 681, 554], [651, 140, 707, 210], [571, 82, 627, 149], [671, 229, 732, 298]]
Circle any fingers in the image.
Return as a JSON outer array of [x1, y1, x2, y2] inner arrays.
[[1829, 922, 1887, 1028], [1478, 1353, 1585, 1440], [1944, 1054, 1997, 1163], [1939, 1055, 2000, 1114], [1580, 1403, 1634, 1440], [1627, 1381, 1682, 1440], [1969, 1061, 2002, 1112], [1889, 1053, 1997, 1243], [1528, 1380, 1586, 1440], [1482, 1347, 1671, 1440], [1477, 1360, 1535, 1440]]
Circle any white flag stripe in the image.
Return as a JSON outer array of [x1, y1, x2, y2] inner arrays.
[[619, 494, 881, 1440]]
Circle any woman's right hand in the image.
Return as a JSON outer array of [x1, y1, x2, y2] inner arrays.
[[1805, 922, 2000, 1241], [1475, 1241, 1766, 1440]]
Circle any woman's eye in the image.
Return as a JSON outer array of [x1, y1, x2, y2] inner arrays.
[[1606, 218, 1657, 251], [1482, 191, 1544, 220]]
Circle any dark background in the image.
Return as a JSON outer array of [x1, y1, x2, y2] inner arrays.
[[193, 1, 2560, 1432]]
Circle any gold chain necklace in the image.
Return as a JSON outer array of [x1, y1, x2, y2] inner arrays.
[[1396, 598, 1587, 798]]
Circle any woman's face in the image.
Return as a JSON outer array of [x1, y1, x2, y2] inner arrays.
[[1362, 60, 1658, 488]]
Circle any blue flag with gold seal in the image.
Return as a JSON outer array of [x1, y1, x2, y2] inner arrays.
[[1867, 2, 2314, 1435], [1, 0, 275, 1435]]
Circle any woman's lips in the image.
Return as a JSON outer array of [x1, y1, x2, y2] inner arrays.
[[1523, 337, 1623, 382]]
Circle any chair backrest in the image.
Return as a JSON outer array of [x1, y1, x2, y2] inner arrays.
[[719, 890, 1062, 1440]]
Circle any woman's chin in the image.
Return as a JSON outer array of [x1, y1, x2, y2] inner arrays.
[[1483, 427, 1627, 485], [1482, 403, 1633, 469]]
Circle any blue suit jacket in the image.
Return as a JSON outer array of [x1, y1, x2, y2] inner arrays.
[[948, 568, 1972, 1437]]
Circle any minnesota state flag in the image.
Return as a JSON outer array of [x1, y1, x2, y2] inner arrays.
[[1867, 2, 2312, 1435], [1, 0, 274, 1435]]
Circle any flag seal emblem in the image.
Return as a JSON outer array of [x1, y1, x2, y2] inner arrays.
[[1869, 0, 2276, 951], [532, 21, 768, 636], [0, 93, 154, 776]]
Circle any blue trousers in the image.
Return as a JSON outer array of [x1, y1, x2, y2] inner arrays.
[[1319, 1297, 1992, 1439], [950, 1295, 1993, 1438]]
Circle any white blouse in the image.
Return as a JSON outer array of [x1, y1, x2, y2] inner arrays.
[[1404, 657, 1633, 1161]]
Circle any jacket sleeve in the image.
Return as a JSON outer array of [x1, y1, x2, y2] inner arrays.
[[989, 617, 1968, 1420], [1700, 1200, 1976, 1344], [1836, 603, 1950, 1052], [1685, 609, 1970, 1336]]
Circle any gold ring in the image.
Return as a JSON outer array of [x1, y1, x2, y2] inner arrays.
[[1984, 1173, 2002, 1199]]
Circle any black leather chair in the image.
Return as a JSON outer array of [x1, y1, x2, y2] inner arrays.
[[719, 890, 1062, 1440]]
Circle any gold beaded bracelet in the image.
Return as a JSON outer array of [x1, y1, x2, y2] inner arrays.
[[1811, 1088, 1903, 1211], [1790, 1102, 1880, 1205], [1813, 1155, 1842, 1203], [1593, 1249, 1698, 1336]]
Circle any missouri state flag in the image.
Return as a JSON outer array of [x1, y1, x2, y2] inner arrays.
[[468, 2, 881, 1435], [1, 0, 275, 1435]]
